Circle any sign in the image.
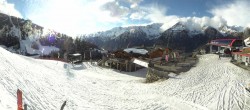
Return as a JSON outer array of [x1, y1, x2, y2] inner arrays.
[[132, 58, 148, 68]]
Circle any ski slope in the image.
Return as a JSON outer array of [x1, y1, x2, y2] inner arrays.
[[0, 47, 250, 110]]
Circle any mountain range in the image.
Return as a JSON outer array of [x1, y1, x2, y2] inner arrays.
[[83, 21, 247, 52], [0, 11, 249, 53], [0, 12, 97, 57]]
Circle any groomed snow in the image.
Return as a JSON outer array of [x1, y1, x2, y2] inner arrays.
[[20, 38, 59, 55], [0, 47, 250, 110]]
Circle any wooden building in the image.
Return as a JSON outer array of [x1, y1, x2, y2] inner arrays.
[[232, 48, 250, 66]]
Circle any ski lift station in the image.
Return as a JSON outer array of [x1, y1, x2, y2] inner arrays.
[[209, 38, 250, 66], [208, 39, 244, 54]]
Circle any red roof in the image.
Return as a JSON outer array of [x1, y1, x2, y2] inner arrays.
[[209, 39, 236, 47], [232, 52, 250, 57]]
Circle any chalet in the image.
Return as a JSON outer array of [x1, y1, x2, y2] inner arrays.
[[98, 48, 149, 72], [232, 48, 250, 66]]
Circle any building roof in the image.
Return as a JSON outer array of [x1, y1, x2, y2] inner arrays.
[[124, 48, 148, 55], [209, 39, 242, 47], [69, 53, 81, 57]]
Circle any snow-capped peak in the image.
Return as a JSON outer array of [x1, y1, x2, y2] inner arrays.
[[86, 23, 163, 39], [218, 25, 244, 34], [170, 22, 188, 31], [167, 21, 243, 36]]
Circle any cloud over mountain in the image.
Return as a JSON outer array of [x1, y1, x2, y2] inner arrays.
[[0, 0, 22, 18], [143, 2, 246, 32], [101, 1, 129, 18], [210, 0, 250, 27], [3, 0, 249, 36]]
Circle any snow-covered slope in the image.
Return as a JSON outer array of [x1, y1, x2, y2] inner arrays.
[[167, 22, 243, 36], [84, 24, 161, 50], [86, 23, 163, 39], [85, 21, 243, 51], [86, 21, 243, 39], [19, 33, 59, 56], [86, 21, 243, 40], [0, 47, 250, 110], [0, 19, 59, 56]]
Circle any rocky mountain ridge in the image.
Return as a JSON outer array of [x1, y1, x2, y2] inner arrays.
[[84, 21, 244, 51]]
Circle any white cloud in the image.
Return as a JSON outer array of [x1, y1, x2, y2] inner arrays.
[[126, 0, 143, 4], [24, 0, 249, 36], [130, 11, 146, 20], [0, 0, 22, 18], [144, 5, 228, 32], [179, 16, 227, 31], [25, 0, 128, 36], [130, 3, 138, 8], [210, 1, 250, 27], [102, 1, 129, 18], [124, 0, 143, 8], [24, 0, 148, 36], [144, 6, 179, 31]]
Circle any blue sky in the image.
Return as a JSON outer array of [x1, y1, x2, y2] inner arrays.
[[2, 0, 249, 36], [7, 0, 233, 17], [152, 0, 235, 17]]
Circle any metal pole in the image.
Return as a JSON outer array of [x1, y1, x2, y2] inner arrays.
[[135, 64, 136, 71], [210, 45, 212, 53], [126, 62, 128, 72], [84, 52, 86, 60], [90, 50, 92, 64], [90, 50, 92, 60]]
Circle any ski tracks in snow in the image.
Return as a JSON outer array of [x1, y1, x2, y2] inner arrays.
[[170, 55, 250, 110], [1, 47, 250, 110]]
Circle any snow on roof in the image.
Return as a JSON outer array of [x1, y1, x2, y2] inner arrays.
[[124, 48, 148, 55], [69, 53, 81, 56], [0, 47, 250, 110]]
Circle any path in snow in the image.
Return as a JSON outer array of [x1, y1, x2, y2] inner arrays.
[[0, 47, 250, 110]]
